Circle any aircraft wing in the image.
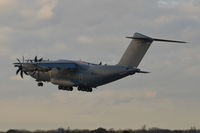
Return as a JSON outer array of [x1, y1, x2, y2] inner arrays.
[[37, 62, 77, 69], [26, 62, 78, 71], [35, 62, 77, 69]]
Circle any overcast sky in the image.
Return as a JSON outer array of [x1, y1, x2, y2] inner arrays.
[[0, 0, 200, 131]]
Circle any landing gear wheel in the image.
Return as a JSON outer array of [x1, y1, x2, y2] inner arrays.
[[77, 86, 82, 91], [38, 82, 43, 87], [58, 86, 73, 91], [88, 88, 92, 92], [58, 85, 63, 90], [69, 87, 73, 91], [77, 86, 92, 92]]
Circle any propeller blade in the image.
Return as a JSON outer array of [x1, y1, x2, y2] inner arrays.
[[35, 56, 37, 62], [38, 57, 43, 62], [22, 56, 24, 63], [24, 71, 28, 75], [14, 57, 28, 78], [16, 67, 22, 75], [20, 70, 23, 78], [32, 70, 36, 76], [17, 58, 21, 63], [26, 59, 33, 63], [14, 64, 20, 67]]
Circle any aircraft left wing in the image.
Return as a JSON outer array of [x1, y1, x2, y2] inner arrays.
[[34, 62, 78, 72], [21, 62, 78, 72], [36, 62, 77, 69]]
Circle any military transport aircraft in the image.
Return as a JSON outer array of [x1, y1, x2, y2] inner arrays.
[[13, 33, 186, 92]]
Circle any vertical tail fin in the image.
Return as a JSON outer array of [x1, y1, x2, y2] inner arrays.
[[118, 33, 152, 67], [118, 32, 186, 67]]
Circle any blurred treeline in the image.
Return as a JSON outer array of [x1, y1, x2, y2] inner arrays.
[[2, 126, 200, 133]]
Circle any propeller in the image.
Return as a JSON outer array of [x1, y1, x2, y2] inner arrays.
[[34, 56, 43, 62], [14, 57, 28, 78], [25, 56, 43, 63], [31, 56, 43, 76], [14, 56, 44, 78]]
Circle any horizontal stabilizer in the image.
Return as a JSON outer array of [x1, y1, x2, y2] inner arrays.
[[126, 37, 186, 43], [136, 70, 150, 74], [126, 33, 187, 43], [135, 68, 150, 74], [152, 38, 187, 43]]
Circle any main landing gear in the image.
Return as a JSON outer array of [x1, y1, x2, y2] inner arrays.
[[77, 86, 93, 92], [58, 85, 73, 91], [58, 86, 93, 92]]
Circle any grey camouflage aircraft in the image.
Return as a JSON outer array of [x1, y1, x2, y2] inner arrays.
[[13, 33, 186, 92]]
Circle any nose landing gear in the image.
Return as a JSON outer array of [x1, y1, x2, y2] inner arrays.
[[37, 82, 43, 86]]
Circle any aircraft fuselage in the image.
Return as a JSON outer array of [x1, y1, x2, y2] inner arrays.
[[29, 60, 137, 90]]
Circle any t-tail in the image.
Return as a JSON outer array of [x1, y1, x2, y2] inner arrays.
[[118, 32, 186, 67]]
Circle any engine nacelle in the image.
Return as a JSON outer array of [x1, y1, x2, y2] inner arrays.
[[31, 71, 50, 82], [22, 64, 36, 72]]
